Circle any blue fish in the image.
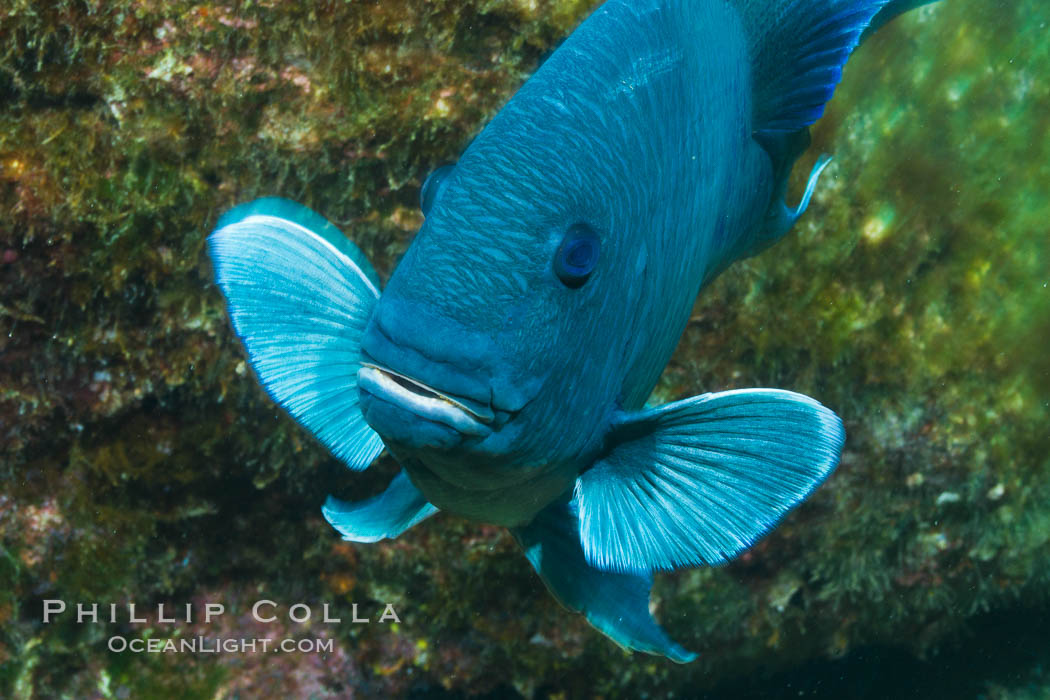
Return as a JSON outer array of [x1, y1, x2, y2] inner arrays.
[[209, 0, 937, 662]]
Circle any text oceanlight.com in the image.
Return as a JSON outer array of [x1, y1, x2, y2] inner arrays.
[[107, 636, 336, 654]]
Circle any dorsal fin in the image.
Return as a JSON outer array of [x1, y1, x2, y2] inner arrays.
[[862, 0, 940, 41], [733, 0, 891, 132]]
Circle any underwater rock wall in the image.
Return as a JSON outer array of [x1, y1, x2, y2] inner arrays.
[[1, 0, 1047, 696]]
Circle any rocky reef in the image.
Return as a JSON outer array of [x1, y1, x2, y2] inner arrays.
[[1, 0, 1047, 697]]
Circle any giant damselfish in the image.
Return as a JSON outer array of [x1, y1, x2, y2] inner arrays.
[[209, 0, 938, 662]]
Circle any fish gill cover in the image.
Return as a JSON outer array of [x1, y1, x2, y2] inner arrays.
[[0, 0, 1048, 697]]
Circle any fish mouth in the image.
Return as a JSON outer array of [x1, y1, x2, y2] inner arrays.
[[358, 363, 493, 438]]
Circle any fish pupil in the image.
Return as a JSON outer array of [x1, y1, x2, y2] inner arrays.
[[554, 223, 600, 287], [566, 240, 595, 268]]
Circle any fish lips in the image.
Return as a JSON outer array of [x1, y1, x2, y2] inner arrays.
[[358, 364, 494, 450]]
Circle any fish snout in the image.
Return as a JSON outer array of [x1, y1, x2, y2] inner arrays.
[[357, 296, 539, 448]]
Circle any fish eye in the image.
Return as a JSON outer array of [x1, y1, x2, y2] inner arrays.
[[554, 223, 600, 288], [420, 164, 455, 216]]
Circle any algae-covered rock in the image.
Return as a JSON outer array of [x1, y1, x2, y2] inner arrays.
[[1, 0, 1047, 697]]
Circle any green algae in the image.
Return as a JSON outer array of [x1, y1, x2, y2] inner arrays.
[[1, 0, 1048, 697]]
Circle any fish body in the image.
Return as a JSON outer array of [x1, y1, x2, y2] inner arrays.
[[209, 0, 939, 662], [364, 0, 761, 527]]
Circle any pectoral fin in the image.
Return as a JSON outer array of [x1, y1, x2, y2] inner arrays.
[[576, 389, 844, 575], [511, 498, 697, 664], [208, 198, 384, 471], [323, 470, 438, 542]]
